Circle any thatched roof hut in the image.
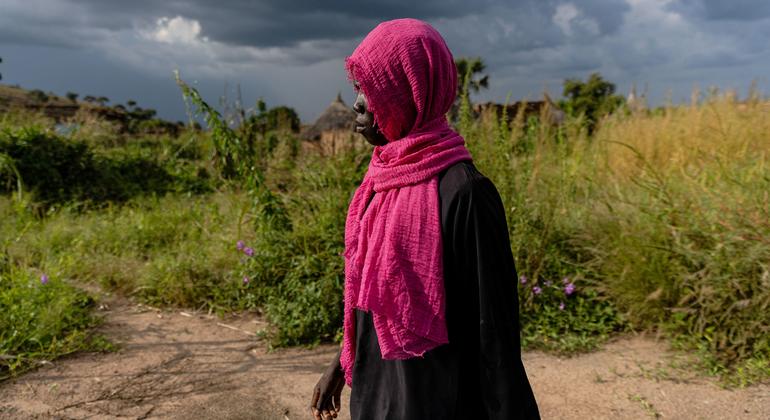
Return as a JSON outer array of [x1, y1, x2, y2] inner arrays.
[[472, 93, 565, 126], [302, 93, 355, 141], [302, 93, 364, 156]]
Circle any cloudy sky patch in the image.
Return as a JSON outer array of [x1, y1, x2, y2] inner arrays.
[[0, 0, 767, 122]]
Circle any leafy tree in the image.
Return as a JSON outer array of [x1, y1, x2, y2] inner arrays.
[[126, 100, 137, 108], [96, 96, 110, 106], [129, 107, 157, 121], [450, 57, 489, 123], [562, 72, 625, 133], [245, 105, 300, 134], [83, 95, 96, 104], [28, 90, 49, 103], [65, 92, 79, 102], [0, 56, 3, 81], [455, 57, 489, 97]]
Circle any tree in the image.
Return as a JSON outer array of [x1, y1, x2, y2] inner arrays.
[[66, 92, 79, 102], [450, 57, 489, 123], [83, 95, 96, 103], [455, 57, 489, 97], [126, 100, 137, 108], [562, 72, 624, 133], [96, 96, 110, 106], [0, 56, 3, 81], [28, 89, 49, 103]]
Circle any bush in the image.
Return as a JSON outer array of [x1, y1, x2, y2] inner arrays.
[[460, 92, 769, 379], [0, 126, 212, 208], [0, 263, 109, 379], [237, 150, 367, 345]]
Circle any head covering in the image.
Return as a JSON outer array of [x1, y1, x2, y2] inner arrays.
[[340, 18, 473, 386]]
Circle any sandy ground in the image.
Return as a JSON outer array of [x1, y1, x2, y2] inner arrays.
[[0, 299, 767, 420]]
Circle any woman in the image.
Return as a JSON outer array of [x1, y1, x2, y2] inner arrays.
[[311, 18, 540, 420]]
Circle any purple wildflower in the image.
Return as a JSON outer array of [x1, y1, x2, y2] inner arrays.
[[236, 240, 245, 251], [562, 276, 570, 284], [559, 302, 565, 311], [243, 276, 250, 285], [545, 280, 552, 287], [564, 282, 576, 296], [519, 275, 528, 285], [244, 247, 254, 257], [40, 274, 49, 285], [532, 286, 542, 295]]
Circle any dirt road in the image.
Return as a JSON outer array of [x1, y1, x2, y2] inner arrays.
[[0, 298, 767, 419]]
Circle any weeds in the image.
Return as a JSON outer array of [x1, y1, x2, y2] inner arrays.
[[0, 84, 767, 385]]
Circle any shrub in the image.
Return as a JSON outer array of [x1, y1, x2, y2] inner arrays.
[[0, 264, 109, 379], [0, 126, 212, 208]]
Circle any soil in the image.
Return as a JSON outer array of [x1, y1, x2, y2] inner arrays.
[[0, 297, 767, 420]]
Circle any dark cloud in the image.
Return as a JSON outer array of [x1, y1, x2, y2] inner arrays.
[[548, 0, 630, 34], [64, 0, 489, 48], [668, 0, 770, 21], [1, 0, 768, 127]]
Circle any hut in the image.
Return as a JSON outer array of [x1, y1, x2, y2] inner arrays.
[[301, 93, 365, 156], [472, 93, 565, 126]]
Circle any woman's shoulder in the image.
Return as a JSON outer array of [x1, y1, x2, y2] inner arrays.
[[438, 160, 498, 204], [439, 160, 491, 196]]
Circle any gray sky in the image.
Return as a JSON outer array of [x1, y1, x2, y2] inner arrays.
[[1, 0, 768, 123]]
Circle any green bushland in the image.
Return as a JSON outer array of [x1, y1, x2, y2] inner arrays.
[[1, 84, 767, 385], [0, 257, 111, 379], [458, 91, 769, 383], [0, 110, 213, 210]]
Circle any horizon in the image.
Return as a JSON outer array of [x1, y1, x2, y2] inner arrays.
[[1, 1, 768, 124]]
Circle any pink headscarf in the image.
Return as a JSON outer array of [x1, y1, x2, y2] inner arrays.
[[340, 18, 472, 386]]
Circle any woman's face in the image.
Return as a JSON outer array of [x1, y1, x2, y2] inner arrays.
[[353, 82, 388, 146]]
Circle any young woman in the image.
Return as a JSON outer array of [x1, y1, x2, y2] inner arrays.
[[311, 18, 540, 420]]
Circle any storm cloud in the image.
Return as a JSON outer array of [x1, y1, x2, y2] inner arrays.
[[0, 0, 768, 122]]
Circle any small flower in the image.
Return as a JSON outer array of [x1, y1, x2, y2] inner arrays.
[[236, 240, 245, 251], [40, 274, 49, 285], [544, 280, 552, 287], [243, 247, 254, 257], [562, 276, 570, 284], [559, 302, 565, 311], [519, 275, 528, 285], [532, 286, 542, 295], [564, 282, 576, 296], [242, 276, 250, 285]]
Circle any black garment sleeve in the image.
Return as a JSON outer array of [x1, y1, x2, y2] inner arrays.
[[444, 174, 540, 419]]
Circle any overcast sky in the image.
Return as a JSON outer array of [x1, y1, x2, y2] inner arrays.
[[1, 0, 768, 123]]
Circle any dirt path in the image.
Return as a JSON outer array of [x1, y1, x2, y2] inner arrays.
[[0, 298, 767, 419]]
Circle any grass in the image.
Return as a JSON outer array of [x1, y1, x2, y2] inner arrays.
[[0, 87, 768, 385], [459, 92, 769, 381], [0, 262, 112, 379]]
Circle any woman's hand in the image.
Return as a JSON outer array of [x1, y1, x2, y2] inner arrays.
[[310, 350, 345, 420]]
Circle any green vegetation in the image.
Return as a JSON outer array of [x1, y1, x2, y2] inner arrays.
[[0, 256, 111, 379], [459, 87, 769, 381], [0, 76, 767, 385], [561, 72, 625, 133], [455, 57, 489, 96]]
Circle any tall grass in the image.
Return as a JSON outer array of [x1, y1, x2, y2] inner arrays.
[[460, 92, 769, 381], [0, 239, 111, 379], [1, 87, 767, 384]]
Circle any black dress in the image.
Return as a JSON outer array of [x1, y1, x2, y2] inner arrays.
[[349, 161, 540, 419]]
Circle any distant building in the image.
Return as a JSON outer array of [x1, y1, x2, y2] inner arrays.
[[301, 93, 366, 156], [472, 93, 565, 126]]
